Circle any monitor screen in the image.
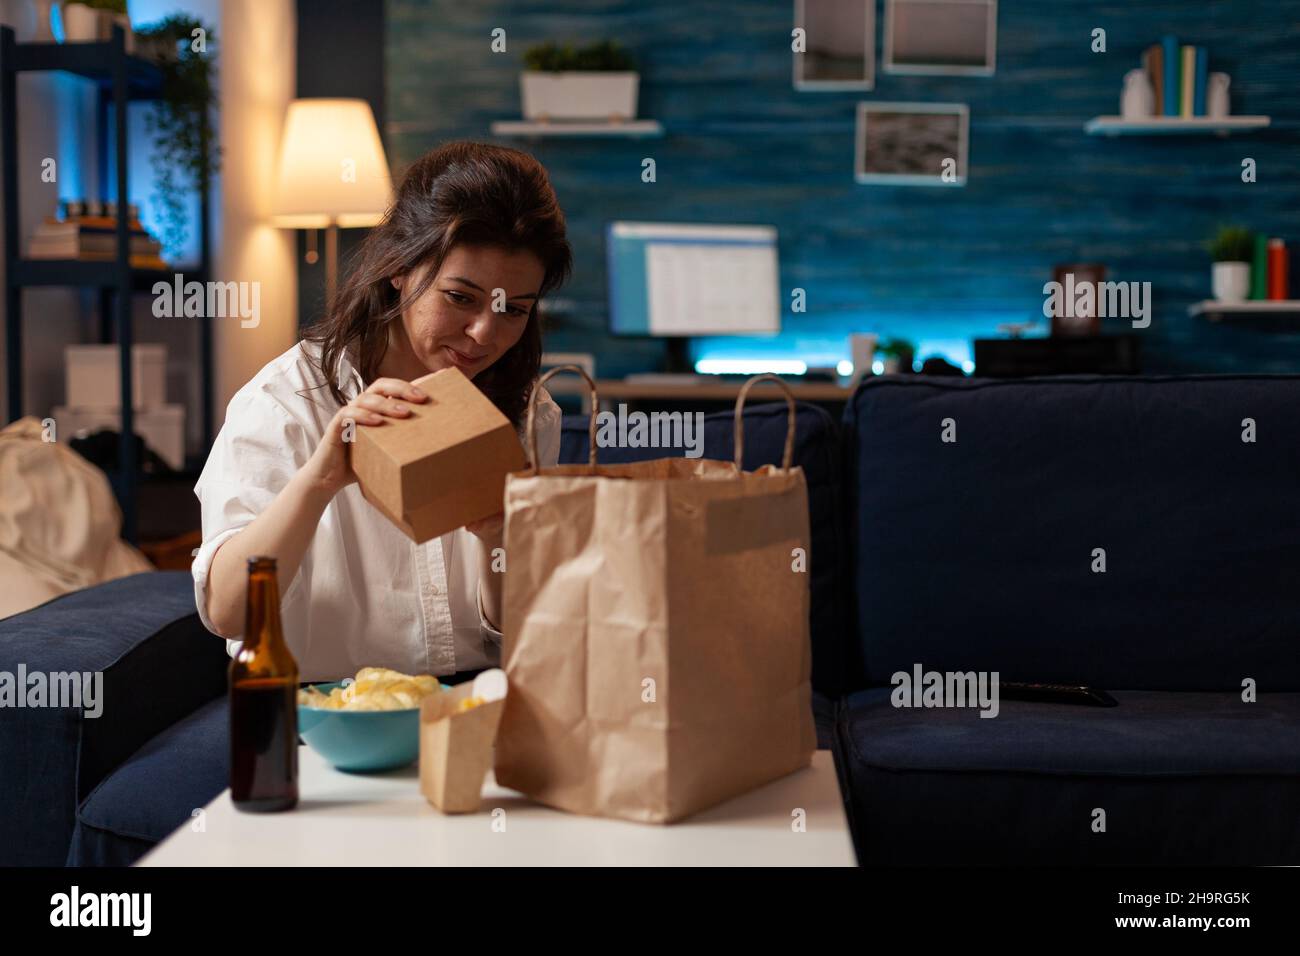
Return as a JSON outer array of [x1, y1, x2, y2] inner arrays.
[[607, 222, 781, 336]]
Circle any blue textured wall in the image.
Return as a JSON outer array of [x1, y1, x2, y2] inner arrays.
[[385, 0, 1300, 374]]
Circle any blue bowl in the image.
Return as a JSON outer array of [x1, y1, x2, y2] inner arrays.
[[297, 680, 449, 773]]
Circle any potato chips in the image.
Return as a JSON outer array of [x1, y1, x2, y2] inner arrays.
[[298, 667, 442, 712]]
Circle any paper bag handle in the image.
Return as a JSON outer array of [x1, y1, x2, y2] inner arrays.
[[733, 374, 797, 472], [526, 365, 599, 474]]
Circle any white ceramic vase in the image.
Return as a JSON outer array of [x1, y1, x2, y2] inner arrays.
[[1207, 73, 1231, 118], [1120, 68, 1154, 119], [1212, 261, 1251, 303]]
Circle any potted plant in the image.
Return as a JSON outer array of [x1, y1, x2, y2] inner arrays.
[[877, 338, 915, 374], [1208, 226, 1254, 303], [136, 15, 220, 259], [61, 0, 130, 48], [520, 40, 639, 123]]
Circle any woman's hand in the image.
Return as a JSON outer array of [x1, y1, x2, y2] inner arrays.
[[305, 378, 428, 497]]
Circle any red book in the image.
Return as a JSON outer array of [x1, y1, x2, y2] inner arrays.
[[1267, 239, 1289, 300]]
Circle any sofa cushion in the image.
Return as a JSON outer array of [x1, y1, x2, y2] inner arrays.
[[832, 687, 1300, 864], [843, 375, 1300, 692], [68, 694, 230, 866], [0, 571, 228, 866], [559, 402, 851, 697]]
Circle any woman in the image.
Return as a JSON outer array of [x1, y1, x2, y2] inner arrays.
[[192, 141, 572, 682]]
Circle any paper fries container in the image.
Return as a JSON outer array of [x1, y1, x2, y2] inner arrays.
[[419, 670, 508, 814], [351, 367, 525, 544]]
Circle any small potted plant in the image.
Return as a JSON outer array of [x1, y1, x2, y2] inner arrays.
[[61, 0, 130, 48], [1208, 225, 1254, 303], [520, 40, 639, 123], [877, 338, 915, 374]]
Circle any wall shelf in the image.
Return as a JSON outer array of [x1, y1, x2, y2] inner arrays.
[[1084, 116, 1271, 136], [490, 119, 664, 138], [12, 39, 165, 99], [1189, 300, 1300, 318], [11, 258, 202, 290]]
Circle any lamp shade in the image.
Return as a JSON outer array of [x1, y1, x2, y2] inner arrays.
[[270, 99, 393, 228]]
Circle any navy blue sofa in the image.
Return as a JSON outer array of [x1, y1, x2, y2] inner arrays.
[[837, 376, 1300, 865], [2, 375, 1296, 866], [0, 574, 228, 866]]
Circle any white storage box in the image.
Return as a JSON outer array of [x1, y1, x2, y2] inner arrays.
[[51, 404, 185, 471], [65, 344, 167, 410]]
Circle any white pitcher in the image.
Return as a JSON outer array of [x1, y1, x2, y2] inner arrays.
[[1207, 73, 1231, 118], [1121, 69, 1155, 119]]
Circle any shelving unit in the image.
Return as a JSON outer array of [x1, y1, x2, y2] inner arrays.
[[1084, 115, 1271, 136], [1, 24, 212, 545], [1189, 300, 1300, 319]]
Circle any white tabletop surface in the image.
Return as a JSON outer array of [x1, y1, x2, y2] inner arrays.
[[140, 746, 855, 867]]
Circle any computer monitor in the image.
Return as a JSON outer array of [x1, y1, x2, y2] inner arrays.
[[606, 223, 780, 370]]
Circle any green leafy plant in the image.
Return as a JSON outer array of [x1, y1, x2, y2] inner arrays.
[[136, 15, 221, 259], [523, 40, 636, 72], [876, 338, 915, 358], [78, 0, 128, 12], [1207, 225, 1254, 263]]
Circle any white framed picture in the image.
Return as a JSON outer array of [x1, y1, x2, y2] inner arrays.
[[883, 0, 997, 76], [793, 0, 875, 91], [854, 102, 969, 186]]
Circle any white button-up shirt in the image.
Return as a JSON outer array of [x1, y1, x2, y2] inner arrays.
[[191, 340, 561, 681]]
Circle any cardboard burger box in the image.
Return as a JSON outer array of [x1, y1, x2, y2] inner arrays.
[[351, 366, 525, 543]]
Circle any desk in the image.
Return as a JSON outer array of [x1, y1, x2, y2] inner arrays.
[[139, 747, 856, 867], [545, 378, 856, 406]]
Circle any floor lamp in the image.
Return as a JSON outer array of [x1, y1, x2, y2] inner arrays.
[[271, 98, 392, 306]]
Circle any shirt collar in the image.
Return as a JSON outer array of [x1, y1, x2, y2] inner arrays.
[[338, 343, 365, 399]]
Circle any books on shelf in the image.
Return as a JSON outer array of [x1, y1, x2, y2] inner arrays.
[[1142, 44, 1164, 115], [1251, 235, 1270, 300], [1267, 239, 1290, 301], [26, 215, 166, 269], [1236, 233, 1291, 302], [1161, 36, 1179, 117], [1193, 47, 1208, 116], [1145, 37, 1210, 118]]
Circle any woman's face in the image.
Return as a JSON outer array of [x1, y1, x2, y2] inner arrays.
[[390, 243, 545, 379]]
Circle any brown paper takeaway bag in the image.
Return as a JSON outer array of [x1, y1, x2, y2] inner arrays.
[[494, 368, 816, 823]]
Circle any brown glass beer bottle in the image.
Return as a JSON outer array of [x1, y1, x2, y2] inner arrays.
[[230, 556, 299, 812]]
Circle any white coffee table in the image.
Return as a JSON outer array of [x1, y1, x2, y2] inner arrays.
[[140, 746, 856, 866]]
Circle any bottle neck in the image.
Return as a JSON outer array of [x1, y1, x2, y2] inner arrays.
[[243, 570, 282, 652]]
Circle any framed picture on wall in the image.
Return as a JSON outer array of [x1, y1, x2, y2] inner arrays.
[[883, 0, 997, 76], [854, 102, 969, 186], [793, 0, 875, 90]]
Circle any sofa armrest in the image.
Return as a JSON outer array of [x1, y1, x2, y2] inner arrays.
[[0, 571, 228, 865]]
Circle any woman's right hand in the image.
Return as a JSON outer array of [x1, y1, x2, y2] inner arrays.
[[306, 378, 429, 496]]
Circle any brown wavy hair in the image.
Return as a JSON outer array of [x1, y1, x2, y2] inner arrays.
[[303, 141, 572, 426]]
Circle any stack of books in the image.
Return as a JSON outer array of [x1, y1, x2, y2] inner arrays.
[[26, 214, 167, 269], [1142, 36, 1209, 117], [1251, 235, 1291, 301]]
